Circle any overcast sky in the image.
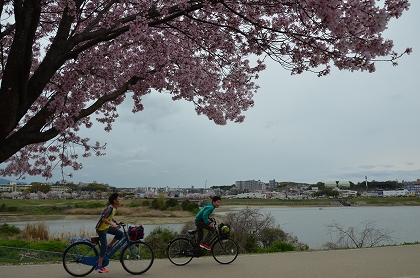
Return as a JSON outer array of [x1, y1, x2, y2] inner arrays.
[[22, 2, 420, 188]]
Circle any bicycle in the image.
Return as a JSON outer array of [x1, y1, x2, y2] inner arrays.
[[166, 218, 238, 265], [62, 222, 154, 276]]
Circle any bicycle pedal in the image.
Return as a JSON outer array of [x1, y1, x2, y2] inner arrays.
[[192, 249, 203, 257]]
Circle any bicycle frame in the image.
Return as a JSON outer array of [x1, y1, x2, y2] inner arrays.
[[204, 218, 224, 245], [172, 219, 222, 250], [207, 224, 222, 246], [67, 223, 132, 267]]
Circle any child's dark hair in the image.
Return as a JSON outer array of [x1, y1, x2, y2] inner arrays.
[[212, 196, 221, 202], [109, 193, 119, 204]]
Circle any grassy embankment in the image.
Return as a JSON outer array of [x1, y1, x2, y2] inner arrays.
[[0, 198, 192, 224], [222, 196, 420, 207]]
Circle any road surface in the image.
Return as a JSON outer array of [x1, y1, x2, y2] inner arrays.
[[1, 245, 419, 278]]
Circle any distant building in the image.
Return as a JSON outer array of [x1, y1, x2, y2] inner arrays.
[[235, 180, 265, 192], [50, 185, 70, 194], [232, 192, 266, 199], [235, 181, 244, 191], [378, 189, 409, 197], [0, 182, 31, 192], [405, 184, 420, 193], [338, 190, 358, 197], [0, 183, 69, 194], [268, 179, 276, 190], [0, 183, 14, 192]]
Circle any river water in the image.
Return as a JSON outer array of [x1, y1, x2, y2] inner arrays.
[[250, 206, 420, 249], [4, 206, 420, 250]]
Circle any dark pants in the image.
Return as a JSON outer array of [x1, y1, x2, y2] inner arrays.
[[96, 226, 123, 257], [195, 219, 214, 244]]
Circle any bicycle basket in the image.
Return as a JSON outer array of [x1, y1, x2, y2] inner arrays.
[[218, 223, 230, 238], [128, 225, 144, 240]]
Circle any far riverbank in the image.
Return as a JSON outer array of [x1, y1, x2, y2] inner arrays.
[[1, 204, 247, 224], [2, 196, 420, 225]]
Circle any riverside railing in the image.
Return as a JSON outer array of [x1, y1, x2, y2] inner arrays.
[[0, 246, 63, 264]]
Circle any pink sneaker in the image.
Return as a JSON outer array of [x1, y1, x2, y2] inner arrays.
[[95, 266, 109, 273]]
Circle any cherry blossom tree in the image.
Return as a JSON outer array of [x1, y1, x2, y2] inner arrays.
[[0, 0, 411, 179]]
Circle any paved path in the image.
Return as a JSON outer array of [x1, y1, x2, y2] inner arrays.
[[1, 245, 419, 278]]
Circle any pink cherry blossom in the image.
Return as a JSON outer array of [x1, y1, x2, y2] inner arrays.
[[0, 0, 411, 179]]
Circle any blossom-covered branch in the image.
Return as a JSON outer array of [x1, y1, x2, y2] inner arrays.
[[0, 0, 411, 179]]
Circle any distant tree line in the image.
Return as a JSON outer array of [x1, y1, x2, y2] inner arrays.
[[23, 181, 118, 194], [311, 180, 402, 191], [130, 192, 200, 213]]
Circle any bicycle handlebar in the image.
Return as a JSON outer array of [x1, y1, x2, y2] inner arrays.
[[209, 217, 217, 225]]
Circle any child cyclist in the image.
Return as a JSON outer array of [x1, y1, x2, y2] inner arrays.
[[95, 192, 123, 273], [195, 196, 221, 250]]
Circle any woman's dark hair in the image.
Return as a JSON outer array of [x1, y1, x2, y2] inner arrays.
[[109, 193, 119, 205], [212, 196, 221, 202]]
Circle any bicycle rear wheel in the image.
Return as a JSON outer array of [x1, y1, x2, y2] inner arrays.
[[62, 242, 98, 277], [167, 238, 194, 266], [120, 241, 154, 274], [212, 238, 238, 264]]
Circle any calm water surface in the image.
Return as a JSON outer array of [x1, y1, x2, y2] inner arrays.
[[5, 206, 420, 249], [255, 206, 420, 249]]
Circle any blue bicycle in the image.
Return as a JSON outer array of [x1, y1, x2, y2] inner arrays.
[[62, 222, 154, 276]]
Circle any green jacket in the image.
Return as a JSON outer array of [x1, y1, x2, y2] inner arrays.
[[195, 203, 215, 225]]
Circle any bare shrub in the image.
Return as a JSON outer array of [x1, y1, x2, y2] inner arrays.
[[224, 208, 308, 252], [260, 227, 288, 248], [224, 208, 286, 252], [18, 222, 50, 241], [55, 225, 95, 241], [226, 208, 274, 249], [323, 220, 394, 249], [15, 221, 96, 242], [145, 227, 177, 259]]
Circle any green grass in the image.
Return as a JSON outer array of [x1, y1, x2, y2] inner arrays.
[[0, 199, 108, 207], [222, 198, 338, 206], [0, 199, 109, 215], [0, 239, 68, 252], [0, 238, 68, 264], [223, 196, 420, 206], [352, 196, 420, 206]]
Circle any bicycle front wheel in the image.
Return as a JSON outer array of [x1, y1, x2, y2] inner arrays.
[[63, 242, 98, 277], [167, 238, 194, 266], [212, 238, 238, 264], [120, 241, 154, 274]]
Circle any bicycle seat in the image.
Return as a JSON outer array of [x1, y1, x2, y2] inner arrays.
[[187, 230, 197, 235], [90, 236, 100, 243]]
